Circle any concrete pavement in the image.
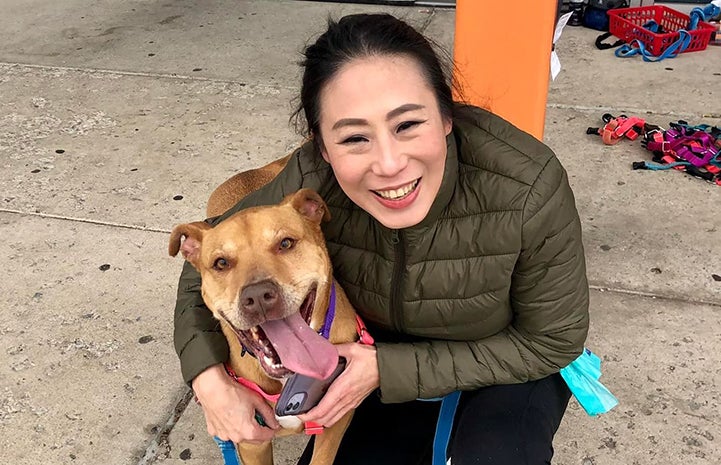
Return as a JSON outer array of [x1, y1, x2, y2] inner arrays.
[[1, 1, 719, 464]]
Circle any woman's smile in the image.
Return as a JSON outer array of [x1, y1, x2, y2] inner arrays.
[[372, 178, 420, 201], [372, 178, 422, 210]]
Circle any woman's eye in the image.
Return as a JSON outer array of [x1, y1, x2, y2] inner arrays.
[[397, 120, 422, 132], [341, 135, 367, 145], [213, 258, 229, 270], [279, 238, 296, 250]]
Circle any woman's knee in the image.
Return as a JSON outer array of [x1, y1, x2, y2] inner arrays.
[[448, 374, 570, 465]]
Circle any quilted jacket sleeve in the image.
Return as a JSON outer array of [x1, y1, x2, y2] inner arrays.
[[173, 151, 307, 384], [375, 156, 590, 403]]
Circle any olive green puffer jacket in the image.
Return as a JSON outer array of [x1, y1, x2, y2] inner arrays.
[[173, 104, 589, 403]]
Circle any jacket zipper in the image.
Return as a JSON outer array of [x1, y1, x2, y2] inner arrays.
[[390, 229, 406, 333]]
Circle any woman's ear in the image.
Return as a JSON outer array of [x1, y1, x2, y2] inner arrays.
[[310, 132, 330, 163], [320, 146, 330, 163], [443, 116, 453, 136], [315, 134, 331, 163]]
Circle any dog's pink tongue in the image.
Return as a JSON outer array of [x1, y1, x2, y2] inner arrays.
[[260, 312, 338, 380]]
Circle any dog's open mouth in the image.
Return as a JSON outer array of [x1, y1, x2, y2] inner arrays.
[[233, 285, 338, 380]]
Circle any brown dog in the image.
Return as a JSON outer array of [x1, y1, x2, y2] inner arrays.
[[169, 157, 358, 465]]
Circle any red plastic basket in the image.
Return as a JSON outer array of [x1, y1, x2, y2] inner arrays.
[[608, 6, 715, 56]]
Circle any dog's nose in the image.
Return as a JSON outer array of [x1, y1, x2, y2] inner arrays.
[[240, 280, 280, 316]]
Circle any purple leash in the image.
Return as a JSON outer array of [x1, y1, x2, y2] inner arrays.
[[319, 282, 336, 339]]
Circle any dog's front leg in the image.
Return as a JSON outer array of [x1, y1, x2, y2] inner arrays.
[[308, 411, 354, 465], [237, 440, 273, 465]]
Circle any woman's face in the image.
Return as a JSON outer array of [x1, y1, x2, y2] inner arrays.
[[317, 55, 452, 229]]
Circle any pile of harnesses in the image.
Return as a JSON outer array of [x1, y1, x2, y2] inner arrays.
[[587, 114, 721, 186]]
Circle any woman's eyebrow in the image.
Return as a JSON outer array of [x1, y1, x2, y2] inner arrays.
[[386, 103, 425, 121], [332, 118, 367, 131], [330, 104, 426, 131]]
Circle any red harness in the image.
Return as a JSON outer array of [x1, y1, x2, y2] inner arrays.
[[587, 113, 649, 145]]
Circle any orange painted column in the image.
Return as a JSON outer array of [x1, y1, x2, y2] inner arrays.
[[453, 1, 557, 140]]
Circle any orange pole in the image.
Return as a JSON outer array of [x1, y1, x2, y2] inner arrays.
[[453, 1, 557, 140]]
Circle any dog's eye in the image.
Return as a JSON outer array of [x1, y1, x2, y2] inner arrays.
[[279, 238, 295, 251], [213, 257, 229, 270]]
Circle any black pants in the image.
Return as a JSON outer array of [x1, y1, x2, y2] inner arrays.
[[297, 373, 571, 465]]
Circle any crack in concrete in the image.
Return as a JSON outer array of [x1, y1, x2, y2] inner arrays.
[[136, 388, 194, 465], [0, 61, 294, 92], [589, 284, 721, 309], [547, 102, 721, 120], [2, 207, 719, 307], [3, 62, 716, 122], [0, 208, 171, 234]]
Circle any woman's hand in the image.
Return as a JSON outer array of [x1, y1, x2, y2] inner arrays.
[[297, 342, 379, 428], [192, 364, 280, 443]]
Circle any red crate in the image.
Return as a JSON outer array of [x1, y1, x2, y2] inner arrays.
[[608, 5, 716, 56]]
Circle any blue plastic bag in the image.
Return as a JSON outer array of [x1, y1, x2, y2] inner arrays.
[[559, 348, 618, 416]]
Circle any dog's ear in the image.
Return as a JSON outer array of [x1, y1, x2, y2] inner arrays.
[[285, 188, 331, 224], [168, 221, 212, 265]]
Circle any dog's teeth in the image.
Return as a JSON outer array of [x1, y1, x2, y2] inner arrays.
[[251, 327, 263, 343]]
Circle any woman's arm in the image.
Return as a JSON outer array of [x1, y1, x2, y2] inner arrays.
[[375, 156, 590, 403], [174, 261, 230, 383]]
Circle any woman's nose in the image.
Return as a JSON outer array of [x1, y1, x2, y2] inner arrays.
[[371, 137, 407, 177]]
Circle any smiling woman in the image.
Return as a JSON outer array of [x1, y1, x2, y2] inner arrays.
[[316, 55, 451, 229], [174, 12, 590, 465]]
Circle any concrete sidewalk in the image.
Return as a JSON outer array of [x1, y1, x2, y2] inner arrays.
[[1, 1, 719, 464]]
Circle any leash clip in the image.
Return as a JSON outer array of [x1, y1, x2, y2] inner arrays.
[[355, 315, 375, 345]]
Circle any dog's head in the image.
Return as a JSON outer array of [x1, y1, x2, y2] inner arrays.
[[169, 188, 338, 379]]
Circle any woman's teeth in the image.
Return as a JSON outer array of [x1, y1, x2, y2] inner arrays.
[[375, 179, 419, 200]]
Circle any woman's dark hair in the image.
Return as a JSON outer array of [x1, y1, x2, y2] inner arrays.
[[292, 13, 461, 149]]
